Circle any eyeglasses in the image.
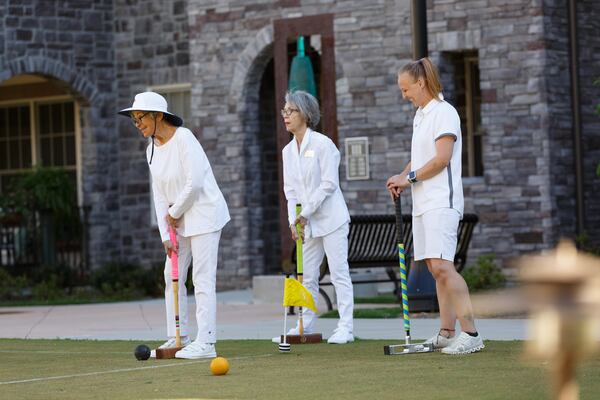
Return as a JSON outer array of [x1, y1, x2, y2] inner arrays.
[[280, 108, 299, 117], [131, 111, 151, 126]]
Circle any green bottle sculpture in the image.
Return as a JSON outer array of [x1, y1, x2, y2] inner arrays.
[[288, 36, 317, 97]]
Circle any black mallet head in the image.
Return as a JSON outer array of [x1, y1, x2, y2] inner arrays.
[[134, 344, 151, 361]]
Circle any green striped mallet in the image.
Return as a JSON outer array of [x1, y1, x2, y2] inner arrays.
[[384, 197, 434, 355]]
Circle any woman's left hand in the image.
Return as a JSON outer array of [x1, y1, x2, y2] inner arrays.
[[166, 214, 180, 228]]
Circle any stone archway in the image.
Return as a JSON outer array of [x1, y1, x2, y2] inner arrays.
[[1, 56, 102, 106], [229, 26, 283, 275]]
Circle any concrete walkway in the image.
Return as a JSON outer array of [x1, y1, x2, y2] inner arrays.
[[0, 289, 529, 342]]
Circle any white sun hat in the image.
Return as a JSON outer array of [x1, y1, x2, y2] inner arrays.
[[118, 91, 183, 127]]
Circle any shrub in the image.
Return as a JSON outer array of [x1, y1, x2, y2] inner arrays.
[[462, 254, 506, 292], [0, 268, 28, 301], [90, 262, 163, 299]]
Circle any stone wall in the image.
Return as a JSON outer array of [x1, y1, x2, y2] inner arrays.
[[4, 0, 596, 288], [576, 0, 600, 249], [426, 0, 564, 272], [0, 0, 120, 268], [186, 0, 415, 288], [114, 0, 191, 268]]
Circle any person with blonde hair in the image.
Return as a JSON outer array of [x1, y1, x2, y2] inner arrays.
[[387, 58, 484, 354]]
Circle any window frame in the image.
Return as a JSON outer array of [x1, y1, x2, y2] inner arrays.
[[0, 95, 82, 205], [463, 55, 483, 177]]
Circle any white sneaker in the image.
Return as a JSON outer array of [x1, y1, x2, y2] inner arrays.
[[327, 327, 354, 344], [150, 336, 191, 358], [175, 341, 217, 359], [441, 332, 485, 355], [271, 326, 314, 343], [423, 332, 455, 350]]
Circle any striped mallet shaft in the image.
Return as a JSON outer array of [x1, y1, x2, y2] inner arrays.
[[394, 197, 411, 342], [399, 243, 410, 332]]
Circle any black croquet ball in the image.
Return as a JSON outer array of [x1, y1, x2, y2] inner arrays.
[[134, 344, 151, 361]]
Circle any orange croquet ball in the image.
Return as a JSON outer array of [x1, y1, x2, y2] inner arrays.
[[210, 357, 229, 376]]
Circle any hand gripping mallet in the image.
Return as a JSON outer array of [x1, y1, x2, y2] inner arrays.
[[282, 204, 323, 344], [155, 225, 184, 359], [383, 197, 434, 355]]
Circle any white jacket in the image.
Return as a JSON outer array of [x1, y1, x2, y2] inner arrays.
[[148, 127, 230, 242], [282, 128, 350, 238]]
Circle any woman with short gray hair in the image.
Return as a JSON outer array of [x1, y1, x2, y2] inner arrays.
[[285, 90, 321, 129], [273, 90, 355, 344]]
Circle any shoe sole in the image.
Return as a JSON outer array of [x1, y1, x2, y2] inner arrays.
[[441, 343, 485, 355], [327, 338, 355, 344], [175, 352, 217, 359]]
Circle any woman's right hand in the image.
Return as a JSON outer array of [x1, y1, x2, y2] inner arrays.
[[163, 240, 178, 258]]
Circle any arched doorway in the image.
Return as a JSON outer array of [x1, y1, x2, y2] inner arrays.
[[243, 41, 323, 275], [256, 58, 280, 273]]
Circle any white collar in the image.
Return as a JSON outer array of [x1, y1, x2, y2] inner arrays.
[[418, 93, 444, 115]]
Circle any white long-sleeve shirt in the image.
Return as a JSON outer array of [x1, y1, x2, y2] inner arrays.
[[282, 128, 350, 238], [148, 127, 230, 242]]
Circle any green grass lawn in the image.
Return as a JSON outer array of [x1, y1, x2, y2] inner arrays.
[[1, 339, 599, 400]]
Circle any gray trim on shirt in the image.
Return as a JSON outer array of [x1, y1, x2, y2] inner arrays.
[[435, 133, 457, 142], [447, 163, 453, 209]]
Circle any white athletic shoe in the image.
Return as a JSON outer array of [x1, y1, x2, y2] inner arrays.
[[423, 332, 455, 350], [271, 326, 314, 343], [441, 332, 485, 355], [327, 327, 354, 344], [150, 336, 191, 358], [175, 341, 217, 359]]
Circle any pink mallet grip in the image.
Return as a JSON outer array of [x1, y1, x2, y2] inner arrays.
[[168, 226, 179, 280]]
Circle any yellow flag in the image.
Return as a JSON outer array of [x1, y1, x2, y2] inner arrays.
[[282, 277, 317, 312]]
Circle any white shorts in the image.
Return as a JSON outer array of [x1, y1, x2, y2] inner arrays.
[[412, 208, 460, 262]]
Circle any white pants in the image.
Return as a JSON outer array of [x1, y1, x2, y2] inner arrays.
[[301, 223, 354, 333], [163, 230, 221, 343]]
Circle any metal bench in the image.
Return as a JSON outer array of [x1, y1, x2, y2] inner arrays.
[[290, 212, 479, 311]]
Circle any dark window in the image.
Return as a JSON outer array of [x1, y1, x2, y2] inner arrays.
[[0, 101, 77, 194], [440, 51, 483, 177]]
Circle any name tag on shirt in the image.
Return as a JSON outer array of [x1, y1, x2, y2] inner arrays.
[[304, 150, 315, 158]]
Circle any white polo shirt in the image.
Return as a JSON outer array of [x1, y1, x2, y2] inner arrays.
[[410, 95, 464, 217]]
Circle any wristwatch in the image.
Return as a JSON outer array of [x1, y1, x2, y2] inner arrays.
[[408, 171, 418, 184]]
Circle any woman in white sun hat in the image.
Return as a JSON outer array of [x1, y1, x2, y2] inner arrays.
[[119, 91, 230, 359]]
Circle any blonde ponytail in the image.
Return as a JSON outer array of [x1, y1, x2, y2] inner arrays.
[[399, 57, 443, 99]]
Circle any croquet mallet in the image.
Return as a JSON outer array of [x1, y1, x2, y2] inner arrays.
[[156, 225, 184, 359], [383, 197, 434, 355], [282, 204, 323, 344]]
